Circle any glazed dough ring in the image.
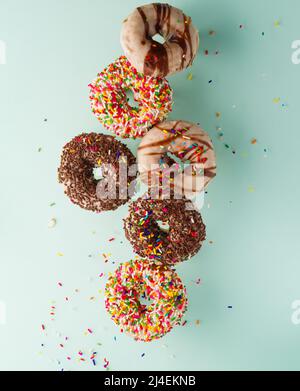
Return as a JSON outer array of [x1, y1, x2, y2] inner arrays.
[[121, 3, 199, 77]]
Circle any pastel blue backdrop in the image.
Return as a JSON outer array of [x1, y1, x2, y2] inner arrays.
[[0, 0, 300, 371]]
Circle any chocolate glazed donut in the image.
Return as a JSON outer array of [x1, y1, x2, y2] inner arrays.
[[123, 197, 206, 265], [121, 3, 199, 77], [58, 133, 137, 213]]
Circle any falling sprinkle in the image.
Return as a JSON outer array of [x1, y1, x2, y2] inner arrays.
[[141, 353, 145, 358], [262, 32, 265, 36], [48, 218, 56, 229], [274, 20, 280, 27], [195, 320, 201, 326], [41, 324, 45, 331], [239, 24, 244, 29], [216, 112, 221, 118], [208, 79, 213, 84], [251, 138, 257, 145], [49, 202, 56, 207], [187, 72, 193, 80], [208, 30, 216, 36], [58, 282, 63, 287], [87, 328, 93, 334], [57, 252, 64, 257], [182, 320, 187, 326], [248, 185, 255, 193], [103, 358, 109, 369], [273, 97, 280, 104], [38, 147, 42, 152], [108, 237, 115, 242], [204, 49, 209, 56], [227, 305, 233, 309]]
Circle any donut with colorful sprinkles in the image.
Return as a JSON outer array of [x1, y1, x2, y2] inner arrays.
[[88, 56, 173, 138], [105, 258, 187, 341], [123, 197, 206, 265], [58, 132, 136, 212]]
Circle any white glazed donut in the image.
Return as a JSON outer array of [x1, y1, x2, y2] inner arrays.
[[137, 120, 216, 197], [121, 3, 199, 78]]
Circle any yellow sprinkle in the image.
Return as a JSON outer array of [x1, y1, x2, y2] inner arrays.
[[195, 320, 201, 326], [274, 20, 280, 27], [57, 252, 64, 257], [248, 185, 255, 193], [273, 97, 280, 104], [216, 112, 221, 118], [187, 72, 193, 80]]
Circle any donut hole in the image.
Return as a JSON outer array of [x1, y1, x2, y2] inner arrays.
[[156, 220, 170, 232], [152, 33, 166, 44], [139, 291, 154, 309], [125, 89, 139, 111], [166, 152, 187, 169], [93, 166, 104, 181]]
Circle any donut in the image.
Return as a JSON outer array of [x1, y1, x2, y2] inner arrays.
[[121, 3, 199, 78], [89, 56, 173, 139], [138, 120, 217, 198], [123, 197, 206, 265], [105, 258, 187, 342], [58, 132, 136, 212]]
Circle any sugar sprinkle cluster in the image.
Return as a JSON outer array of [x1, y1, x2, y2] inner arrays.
[[89, 56, 173, 138], [105, 258, 187, 342]]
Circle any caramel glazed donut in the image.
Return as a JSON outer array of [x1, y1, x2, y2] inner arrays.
[[124, 197, 206, 265], [121, 3, 199, 77], [138, 120, 217, 198], [58, 133, 136, 212], [105, 258, 187, 341]]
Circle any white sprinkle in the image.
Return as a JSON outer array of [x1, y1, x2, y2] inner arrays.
[[48, 218, 57, 228]]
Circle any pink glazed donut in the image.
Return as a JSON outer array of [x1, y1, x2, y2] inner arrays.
[[137, 120, 216, 197], [121, 3, 199, 78]]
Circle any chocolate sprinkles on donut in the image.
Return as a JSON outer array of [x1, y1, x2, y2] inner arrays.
[[58, 133, 137, 212]]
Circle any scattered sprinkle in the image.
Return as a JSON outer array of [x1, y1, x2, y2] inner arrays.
[[48, 218, 56, 229], [274, 20, 280, 27]]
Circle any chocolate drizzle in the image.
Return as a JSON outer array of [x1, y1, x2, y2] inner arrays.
[[204, 166, 217, 178], [137, 4, 195, 76], [137, 4, 170, 77], [169, 14, 193, 69]]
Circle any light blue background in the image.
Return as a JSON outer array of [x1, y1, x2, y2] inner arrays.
[[1, 0, 300, 371]]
